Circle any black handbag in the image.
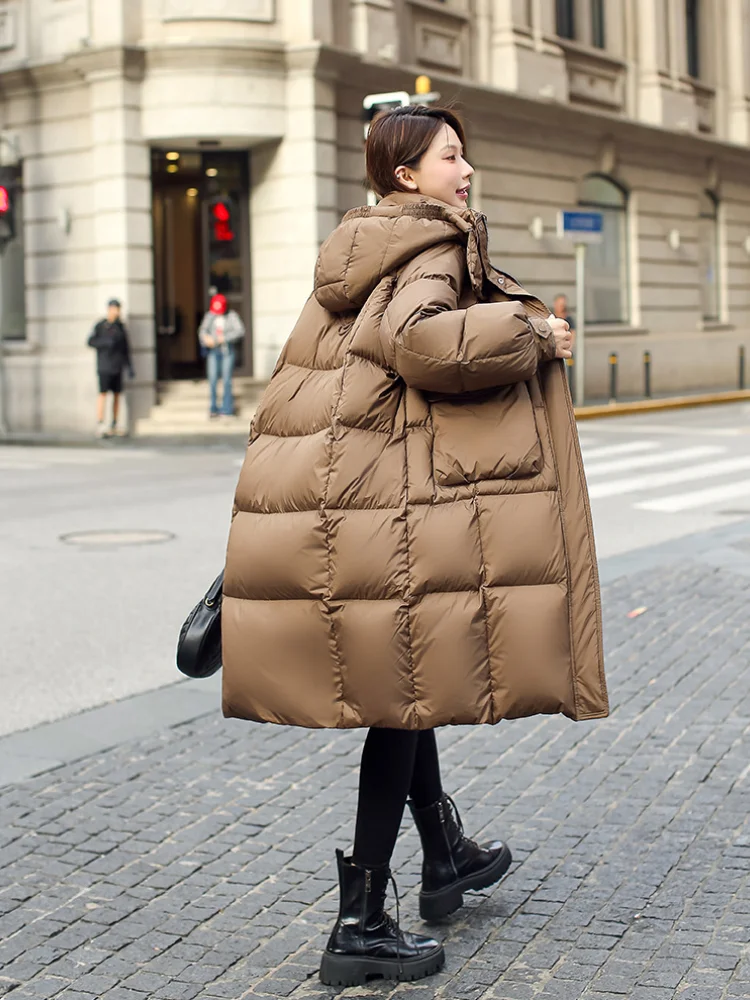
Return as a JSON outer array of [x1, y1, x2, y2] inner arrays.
[[176, 571, 224, 678]]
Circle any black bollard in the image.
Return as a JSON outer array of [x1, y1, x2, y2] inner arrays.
[[608, 352, 618, 404], [643, 350, 652, 399], [740, 345, 746, 391]]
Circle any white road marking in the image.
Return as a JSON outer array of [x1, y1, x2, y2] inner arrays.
[[637, 478, 750, 513], [580, 441, 658, 461], [589, 455, 750, 499], [0, 448, 159, 470], [0, 460, 43, 470], [576, 421, 748, 437], [584, 445, 724, 477]]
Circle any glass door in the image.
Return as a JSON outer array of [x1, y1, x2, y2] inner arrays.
[[151, 150, 251, 381]]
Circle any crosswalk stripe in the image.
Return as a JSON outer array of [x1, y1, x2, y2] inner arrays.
[[584, 445, 724, 477], [588, 455, 750, 499], [580, 441, 658, 461], [637, 479, 750, 513], [0, 460, 42, 470]]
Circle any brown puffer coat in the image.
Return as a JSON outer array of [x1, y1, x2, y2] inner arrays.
[[222, 193, 608, 729]]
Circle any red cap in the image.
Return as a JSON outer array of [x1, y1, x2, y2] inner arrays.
[[210, 294, 227, 315]]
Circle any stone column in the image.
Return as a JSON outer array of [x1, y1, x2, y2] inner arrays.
[[84, 50, 155, 430], [350, 0, 398, 62], [725, 0, 750, 143], [635, 0, 665, 124], [491, 0, 567, 101], [249, 57, 338, 378], [636, 0, 695, 130]]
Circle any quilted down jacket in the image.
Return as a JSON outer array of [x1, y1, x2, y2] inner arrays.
[[222, 193, 608, 729]]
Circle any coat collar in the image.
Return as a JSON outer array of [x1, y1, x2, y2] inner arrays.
[[375, 194, 547, 316]]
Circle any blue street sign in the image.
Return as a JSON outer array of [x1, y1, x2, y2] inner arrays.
[[558, 210, 604, 243]]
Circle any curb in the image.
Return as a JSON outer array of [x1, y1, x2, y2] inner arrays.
[[575, 389, 750, 420], [0, 676, 223, 788]]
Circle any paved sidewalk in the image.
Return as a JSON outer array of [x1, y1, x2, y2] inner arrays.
[[2, 545, 750, 999]]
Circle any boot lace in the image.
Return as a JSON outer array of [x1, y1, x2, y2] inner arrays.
[[445, 794, 481, 852], [374, 869, 404, 974]]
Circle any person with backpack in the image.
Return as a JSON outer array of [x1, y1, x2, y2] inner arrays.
[[221, 105, 608, 987], [87, 298, 134, 437]]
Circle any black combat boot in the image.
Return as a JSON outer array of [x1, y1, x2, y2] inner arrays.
[[409, 794, 512, 921], [319, 849, 445, 986]]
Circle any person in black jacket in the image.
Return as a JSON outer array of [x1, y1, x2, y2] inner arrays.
[[87, 299, 134, 437]]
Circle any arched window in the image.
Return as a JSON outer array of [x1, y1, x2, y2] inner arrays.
[[698, 190, 719, 321], [578, 175, 629, 324]]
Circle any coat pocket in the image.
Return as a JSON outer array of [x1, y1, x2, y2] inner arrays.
[[429, 382, 543, 487]]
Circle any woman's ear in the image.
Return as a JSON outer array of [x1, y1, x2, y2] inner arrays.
[[394, 166, 418, 191]]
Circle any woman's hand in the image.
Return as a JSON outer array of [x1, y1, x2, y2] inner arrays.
[[204, 335, 216, 348], [549, 316, 574, 359]]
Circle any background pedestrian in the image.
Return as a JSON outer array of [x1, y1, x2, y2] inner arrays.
[[87, 298, 134, 438], [198, 293, 245, 420], [553, 292, 576, 331]]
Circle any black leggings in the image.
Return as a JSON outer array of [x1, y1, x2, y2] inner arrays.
[[352, 729, 443, 869]]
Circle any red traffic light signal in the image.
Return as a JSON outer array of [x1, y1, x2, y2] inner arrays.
[[211, 200, 235, 242], [0, 167, 18, 246]]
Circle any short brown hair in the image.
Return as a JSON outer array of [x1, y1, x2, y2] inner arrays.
[[365, 105, 467, 199]]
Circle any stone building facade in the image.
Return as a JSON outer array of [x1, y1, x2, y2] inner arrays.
[[1, 0, 750, 431]]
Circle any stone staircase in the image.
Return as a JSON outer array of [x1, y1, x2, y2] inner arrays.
[[135, 376, 267, 437]]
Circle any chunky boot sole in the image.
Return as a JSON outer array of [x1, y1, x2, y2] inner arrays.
[[319, 944, 445, 986], [420, 843, 512, 922]]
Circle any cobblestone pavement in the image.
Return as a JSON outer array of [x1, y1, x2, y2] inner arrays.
[[2, 561, 750, 1000]]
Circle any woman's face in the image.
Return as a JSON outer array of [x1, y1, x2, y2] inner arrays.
[[394, 124, 474, 209]]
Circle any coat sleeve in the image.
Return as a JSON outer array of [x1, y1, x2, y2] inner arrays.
[[380, 243, 558, 394], [120, 325, 134, 375], [87, 323, 102, 348], [197, 313, 211, 347], [225, 312, 246, 343]]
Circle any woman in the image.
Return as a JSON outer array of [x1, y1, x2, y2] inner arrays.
[[198, 293, 245, 418], [222, 106, 608, 986]]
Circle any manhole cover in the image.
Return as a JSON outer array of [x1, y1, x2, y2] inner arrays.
[[60, 529, 175, 548]]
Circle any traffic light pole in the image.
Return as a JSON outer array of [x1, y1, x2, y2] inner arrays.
[[0, 249, 6, 436], [0, 133, 22, 436], [574, 242, 586, 408]]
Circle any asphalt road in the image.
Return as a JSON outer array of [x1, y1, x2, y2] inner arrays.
[[1, 401, 748, 737]]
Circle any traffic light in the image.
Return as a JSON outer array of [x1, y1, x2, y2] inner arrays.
[[0, 166, 20, 248], [362, 90, 410, 124], [362, 78, 442, 125]]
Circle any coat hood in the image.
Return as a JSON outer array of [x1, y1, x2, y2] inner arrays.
[[314, 193, 484, 313]]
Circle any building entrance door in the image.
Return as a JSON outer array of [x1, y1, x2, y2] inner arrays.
[[151, 149, 251, 381]]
